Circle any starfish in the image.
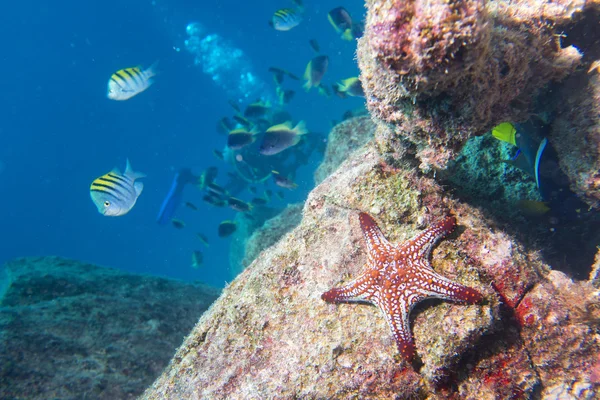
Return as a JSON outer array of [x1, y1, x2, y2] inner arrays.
[[322, 212, 483, 361]]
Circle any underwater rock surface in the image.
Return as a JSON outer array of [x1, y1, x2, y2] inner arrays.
[[314, 116, 376, 184], [140, 142, 600, 399], [356, 0, 586, 170], [0, 256, 220, 400]]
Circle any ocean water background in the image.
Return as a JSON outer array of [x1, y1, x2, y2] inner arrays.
[[0, 0, 365, 287]]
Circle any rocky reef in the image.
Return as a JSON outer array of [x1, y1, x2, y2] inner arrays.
[[356, 0, 592, 174], [141, 142, 600, 399], [0, 256, 220, 400]]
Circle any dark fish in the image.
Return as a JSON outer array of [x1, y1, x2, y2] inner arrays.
[[260, 121, 308, 156], [191, 250, 203, 268], [228, 197, 253, 213], [227, 128, 257, 150], [327, 7, 354, 40], [303, 55, 329, 90], [185, 202, 198, 211], [197, 167, 218, 190], [90, 159, 146, 217], [251, 197, 268, 205], [244, 101, 271, 119], [213, 149, 224, 160], [335, 77, 364, 97], [218, 221, 237, 237], [217, 117, 235, 135], [171, 218, 186, 229], [232, 115, 253, 129], [276, 86, 295, 105], [272, 170, 298, 189], [206, 182, 228, 198], [203, 194, 227, 207], [196, 233, 210, 247], [309, 39, 320, 53], [268, 67, 300, 85], [270, 8, 303, 31]]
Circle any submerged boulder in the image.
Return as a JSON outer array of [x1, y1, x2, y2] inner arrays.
[[0, 256, 220, 400]]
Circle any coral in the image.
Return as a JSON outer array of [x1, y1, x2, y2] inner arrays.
[[0, 256, 220, 400], [139, 140, 598, 398], [357, 0, 584, 170], [314, 116, 376, 184]]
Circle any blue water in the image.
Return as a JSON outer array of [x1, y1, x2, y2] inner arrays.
[[0, 0, 365, 287]]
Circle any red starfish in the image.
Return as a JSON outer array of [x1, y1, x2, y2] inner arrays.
[[322, 212, 483, 361]]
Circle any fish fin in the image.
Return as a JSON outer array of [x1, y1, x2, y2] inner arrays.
[[502, 152, 535, 177], [125, 159, 147, 180], [341, 28, 354, 41], [303, 80, 312, 91], [491, 122, 517, 146], [134, 181, 144, 197], [534, 138, 548, 189], [145, 60, 159, 79], [294, 120, 308, 136]]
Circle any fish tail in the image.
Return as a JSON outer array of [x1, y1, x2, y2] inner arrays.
[[303, 80, 312, 91], [491, 122, 517, 146], [144, 60, 160, 79], [294, 120, 308, 136], [125, 159, 147, 180], [341, 28, 354, 41]]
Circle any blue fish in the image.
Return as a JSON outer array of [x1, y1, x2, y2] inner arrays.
[[156, 168, 199, 225]]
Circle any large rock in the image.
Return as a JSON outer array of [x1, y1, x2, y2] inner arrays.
[[140, 143, 600, 398], [357, 0, 586, 170], [0, 257, 220, 399]]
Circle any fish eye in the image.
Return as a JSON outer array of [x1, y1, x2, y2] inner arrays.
[[104, 200, 110, 207]]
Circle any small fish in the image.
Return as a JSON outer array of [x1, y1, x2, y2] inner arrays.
[[227, 128, 258, 150], [217, 117, 235, 135], [218, 220, 237, 237], [90, 159, 146, 216], [232, 115, 253, 130], [203, 194, 227, 207], [196, 233, 210, 247], [268, 67, 300, 85], [251, 197, 268, 206], [517, 199, 551, 216], [244, 101, 271, 119], [107, 63, 158, 101], [335, 77, 364, 97], [171, 218, 186, 229], [276, 191, 285, 200], [206, 183, 228, 198], [271, 170, 298, 189], [197, 167, 219, 190], [185, 202, 198, 211], [260, 121, 308, 155], [327, 7, 355, 40], [228, 197, 253, 213], [213, 149, 224, 161], [303, 55, 329, 91], [191, 250, 203, 269], [309, 39, 320, 53], [156, 168, 198, 225], [276, 86, 295, 105], [228, 99, 241, 113], [270, 8, 303, 31]]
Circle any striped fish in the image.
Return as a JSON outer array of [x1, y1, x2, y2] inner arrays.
[[107, 63, 158, 101], [90, 159, 146, 216], [269, 8, 303, 31]]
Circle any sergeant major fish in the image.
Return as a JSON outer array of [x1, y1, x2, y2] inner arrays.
[[90, 159, 146, 216], [107, 62, 158, 101]]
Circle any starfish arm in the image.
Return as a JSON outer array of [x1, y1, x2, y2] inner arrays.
[[414, 264, 483, 304], [359, 212, 395, 263], [397, 216, 456, 261], [321, 272, 377, 303], [377, 293, 415, 361]]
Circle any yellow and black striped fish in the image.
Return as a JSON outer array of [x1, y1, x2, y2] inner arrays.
[[107, 62, 158, 101], [269, 8, 303, 31], [90, 159, 146, 216]]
